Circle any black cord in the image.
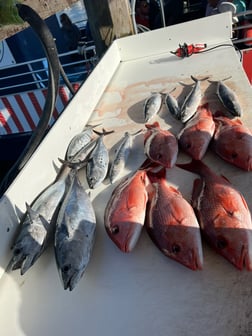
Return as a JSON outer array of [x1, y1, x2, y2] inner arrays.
[[59, 62, 75, 95], [197, 43, 243, 61], [0, 4, 60, 196]]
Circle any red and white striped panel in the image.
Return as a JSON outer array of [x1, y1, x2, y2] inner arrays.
[[0, 83, 80, 135]]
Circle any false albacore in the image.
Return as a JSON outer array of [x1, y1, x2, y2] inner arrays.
[[54, 170, 96, 291], [216, 79, 242, 117], [9, 167, 69, 275], [180, 75, 208, 123], [143, 92, 163, 122]]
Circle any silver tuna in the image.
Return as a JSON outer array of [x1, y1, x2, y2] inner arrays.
[[54, 170, 96, 291], [180, 76, 208, 123], [9, 170, 68, 275], [143, 92, 163, 122], [216, 80, 242, 117]]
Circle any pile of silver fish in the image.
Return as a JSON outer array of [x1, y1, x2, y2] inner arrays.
[[8, 74, 252, 291], [8, 124, 141, 290]]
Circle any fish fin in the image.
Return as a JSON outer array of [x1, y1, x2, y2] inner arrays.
[[208, 76, 232, 84], [213, 110, 226, 117], [138, 158, 160, 170], [21, 255, 35, 275], [39, 214, 50, 231], [191, 178, 204, 209], [93, 128, 114, 136], [25, 202, 38, 221], [146, 166, 166, 182], [85, 123, 102, 129], [59, 157, 88, 170], [168, 87, 177, 94], [145, 121, 160, 129], [132, 129, 144, 136], [176, 159, 203, 175], [191, 75, 209, 82], [220, 174, 231, 183]]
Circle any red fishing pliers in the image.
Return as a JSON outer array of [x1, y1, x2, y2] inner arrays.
[[171, 43, 207, 58]]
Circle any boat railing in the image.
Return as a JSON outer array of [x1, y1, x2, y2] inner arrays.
[[0, 45, 98, 98]]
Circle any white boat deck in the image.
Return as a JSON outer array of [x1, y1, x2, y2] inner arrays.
[[0, 12, 252, 336]]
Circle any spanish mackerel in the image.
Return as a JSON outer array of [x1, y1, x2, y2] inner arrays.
[[54, 170, 96, 291], [66, 124, 100, 161], [9, 167, 69, 275], [180, 76, 208, 123], [143, 92, 163, 122], [86, 129, 114, 189], [108, 129, 142, 184]]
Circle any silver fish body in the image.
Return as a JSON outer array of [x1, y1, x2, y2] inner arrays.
[[86, 134, 110, 189], [66, 137, 97, 165], [144, 93, 163, 122], [216, 81, 242, 117], [180, 77, 202, 123], [54, 172, 96, 291], [10, 177, 67, 274], [165, 92, 181, 120], [108, 130, 141, 184], [66, 124, 99, 161]]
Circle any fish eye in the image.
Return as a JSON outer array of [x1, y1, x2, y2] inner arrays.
[[63, 264, 71, 273], [216, 236, 228, 249], [231, 152, 238, 159], [111, 225, 119, 234], [185, 143, 191, 149], [14, 248, 21, 256], [172, 244, 181, 254]]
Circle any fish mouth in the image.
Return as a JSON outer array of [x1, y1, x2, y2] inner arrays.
[[237, 245, 252, 271], [123, 225, 143, 253], [187, 249, 203, 271], [8, 253, 36, 275], [61, 266, 86, 291]]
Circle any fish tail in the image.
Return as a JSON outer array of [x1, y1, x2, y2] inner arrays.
[[132, 129, 144, 136], [145, 121, 160, 129], [191, 75, 209, 82], [138, 158, 160, 170], [86, 123, 102, 129], [176, 159, 209, 176], [146, 166, 166, 182], [93, 128, 114, 136]]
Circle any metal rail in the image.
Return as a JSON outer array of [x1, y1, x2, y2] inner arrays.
[[0, 46, 98, 97]]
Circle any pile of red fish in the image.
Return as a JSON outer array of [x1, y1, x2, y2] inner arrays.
[[104, 100, 252, 271]]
